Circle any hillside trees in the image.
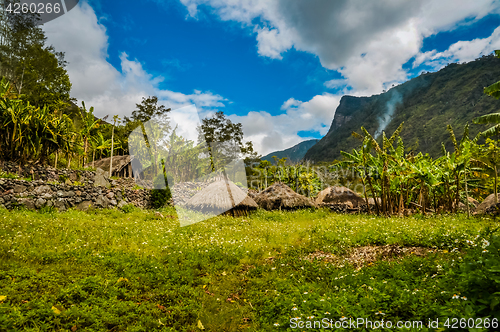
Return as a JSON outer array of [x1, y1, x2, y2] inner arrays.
[[483, 50, 500, 99], [0, 5, 72, 107]]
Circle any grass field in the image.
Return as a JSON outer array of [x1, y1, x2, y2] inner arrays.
[[0, 206, 499, 331]]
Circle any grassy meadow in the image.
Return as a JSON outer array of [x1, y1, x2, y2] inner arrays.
[[0, 207, 499, 331]]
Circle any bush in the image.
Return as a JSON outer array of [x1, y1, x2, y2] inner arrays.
[[150, 173, 172, 209], [39, 205, 57, 214], [120, 204, 137, 213]]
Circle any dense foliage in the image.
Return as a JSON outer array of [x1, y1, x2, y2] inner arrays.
[[0, 78, 74, 165], [338, 122, 500, 216], [305, 55, 500, 162], [0, 6, 72, 107], [247, 158, 325, 197]]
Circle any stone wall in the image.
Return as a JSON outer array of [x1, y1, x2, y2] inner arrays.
[[0, 161, 96, 183], [0, 178, 151, 211]]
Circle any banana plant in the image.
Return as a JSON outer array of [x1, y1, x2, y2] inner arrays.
[[79, 101, 100, 166], [473, 138, 500, 203]]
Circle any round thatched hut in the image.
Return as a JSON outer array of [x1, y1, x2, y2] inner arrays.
[[474, 193, 500, 215], [184, 180, 258, 217], [315, 186, 366, 208], [247, 189, 259, 199], [253, 182, 316, 211]]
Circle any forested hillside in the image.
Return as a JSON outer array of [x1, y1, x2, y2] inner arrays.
[[261, 139, 318, 164], [305, 55, 500, 162]]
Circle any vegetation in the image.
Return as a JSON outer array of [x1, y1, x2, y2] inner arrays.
[[0, 208, 498, 331], [305, 55, 500, 162], [247, 158, 325, 197], [261, 139, 319, 165], [0, 4, 72, 107], [0, 78, 74, 165], [338, 122, 489, 215]]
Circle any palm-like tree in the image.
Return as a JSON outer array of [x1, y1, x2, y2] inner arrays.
[[0, 77, 77, 166], [79, 102, 100, 166], [90, 132, 111, 167], [473, 138, 500, 204], [109, 115, 121, 177]]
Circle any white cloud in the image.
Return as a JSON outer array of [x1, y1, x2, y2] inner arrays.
[[42, 1, 500, 157], [255, 27, 294, 59], [43, 2, 226, 119], [324, 78, 349, 89], [179, 0, 500, 95], [230, 93, 340, 155], [41, 1, 340, 156], [414, 26, 500, 69]]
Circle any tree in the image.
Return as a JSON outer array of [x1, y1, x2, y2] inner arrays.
[[125, 96, 170, 124], [90, 132, 111, 167], [79, 102, 100, 166], [0, 4, 72, 107], [109, 115, 121, 177], [198, 111, 256, 172], [483, 50, 500, 99], [0, 77, 75, 165], [474, 138, 500, 204]]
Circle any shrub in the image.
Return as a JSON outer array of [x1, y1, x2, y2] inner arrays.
[[150, 173, 172, 209], [39, 205, 57, 214], [120, 204, 137, 213]]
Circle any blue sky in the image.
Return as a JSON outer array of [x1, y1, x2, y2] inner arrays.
[[43, 0, 500, 155]]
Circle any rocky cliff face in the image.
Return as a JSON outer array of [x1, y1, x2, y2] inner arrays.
[[305, 55, 500, 162]]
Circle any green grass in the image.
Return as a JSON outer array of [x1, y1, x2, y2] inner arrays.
[[0, 171, 31, 181], [0, 207, 499, 331]]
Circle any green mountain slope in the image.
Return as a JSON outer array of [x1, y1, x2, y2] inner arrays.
[[262, 139, 319, 164], [305, 54, 500, 162]]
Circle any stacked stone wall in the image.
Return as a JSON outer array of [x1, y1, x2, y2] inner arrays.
[[0, 178, 151, 211], [0, 161, 96, 183]]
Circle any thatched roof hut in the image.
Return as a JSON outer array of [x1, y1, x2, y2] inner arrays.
[[247, 189, 259, 199], [254, 182, 316, 210], [315, 186, 366, 207], [184, 180, 258, 217], [85, 155, 133, 178], [474, 193, 500, 214]]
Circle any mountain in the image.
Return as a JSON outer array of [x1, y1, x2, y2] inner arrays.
[[262, 139, 319, 164], [304, 54, 500, 162]]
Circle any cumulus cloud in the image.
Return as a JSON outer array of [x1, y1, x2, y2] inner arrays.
[[41, 1, 340, 156], [43, 2, 226, 119], [179, 0, 500, 95], [230, 93, 340, 155], [413, 26, 500, 69], [42, 1, 500, 156]]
